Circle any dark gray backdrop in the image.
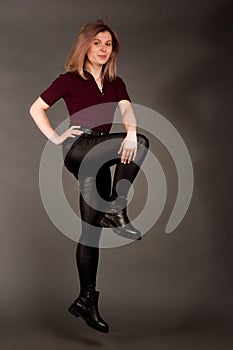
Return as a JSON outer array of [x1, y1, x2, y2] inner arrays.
[[0, 0, 232, 349]]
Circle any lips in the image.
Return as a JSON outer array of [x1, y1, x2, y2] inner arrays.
[[98, 55, 107, 59]]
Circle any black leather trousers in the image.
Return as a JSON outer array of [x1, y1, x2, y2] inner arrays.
[[62, 132, 149, 292]]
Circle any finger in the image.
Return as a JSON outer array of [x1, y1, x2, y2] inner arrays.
[[121, 147, 127, 161], [123, 153, 130, 164], [126, 151, 132, 163], [122, 147, 133, 163], [127, 150, 133, 163], [124, 151, 131, 161], [69, 129, 83, 135], [69, 127, 82, 133], [72, 130, 83, 135], [118, 142, 123, 154], [123, 148, 135, 163], [70, 125, 81, 129], [121, 153, 127, 163]]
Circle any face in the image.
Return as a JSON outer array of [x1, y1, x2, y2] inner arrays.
[[86, 31, 113, 67]]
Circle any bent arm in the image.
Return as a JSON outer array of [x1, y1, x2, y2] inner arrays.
[[29, 97, 60, 143], [29, 97, 83, 145]]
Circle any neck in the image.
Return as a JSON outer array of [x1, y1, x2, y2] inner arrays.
[[84, 63, 103, 80]]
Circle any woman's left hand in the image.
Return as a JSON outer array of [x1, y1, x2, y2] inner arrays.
[[118, 132, 137, 164]]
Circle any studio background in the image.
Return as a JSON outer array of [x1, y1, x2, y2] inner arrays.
[[0, 0, 232, 349]]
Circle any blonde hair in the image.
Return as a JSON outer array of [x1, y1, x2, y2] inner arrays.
[[65, 20, 120, 81]]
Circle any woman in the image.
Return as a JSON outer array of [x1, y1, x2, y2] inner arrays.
[[29, 20, 149, 334]]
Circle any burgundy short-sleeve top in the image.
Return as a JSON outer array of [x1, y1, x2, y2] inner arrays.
[[40, 70, 131, 133]]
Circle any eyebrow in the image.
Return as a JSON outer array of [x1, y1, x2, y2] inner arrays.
[[93, 38, 112, 42]]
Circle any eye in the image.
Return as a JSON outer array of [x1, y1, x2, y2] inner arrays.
[[94, 41, 100, 45], [106, 42, 112, 47]]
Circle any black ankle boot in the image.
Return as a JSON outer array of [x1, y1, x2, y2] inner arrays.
[[68, 290, 109, 333], [98, 196, 141, 240]]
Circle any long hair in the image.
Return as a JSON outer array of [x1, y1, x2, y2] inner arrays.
[[65, 20, 120, 81]]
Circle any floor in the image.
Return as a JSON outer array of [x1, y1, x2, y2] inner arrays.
[[1, 312, 232, 350]]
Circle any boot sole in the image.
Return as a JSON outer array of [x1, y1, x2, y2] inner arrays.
[[68, 304, 109, 333], [100, 218, 142, 241]]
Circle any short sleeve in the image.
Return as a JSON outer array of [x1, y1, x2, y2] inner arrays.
[[115, 77, 131, 102], [40, 73, 69, 106]]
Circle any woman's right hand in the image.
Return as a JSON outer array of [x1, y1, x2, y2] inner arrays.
[[52, 126, 84, 145], [29, 98, 84, 146]]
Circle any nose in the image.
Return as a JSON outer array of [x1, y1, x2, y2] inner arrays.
[[99, 44, 106, 51]]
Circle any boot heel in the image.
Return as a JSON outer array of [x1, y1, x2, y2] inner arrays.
[[99, 217, 113, 228], [68, 304, 81, 318]]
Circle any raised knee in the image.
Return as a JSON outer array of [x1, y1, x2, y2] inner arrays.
[[137, 133, 149, 149]]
